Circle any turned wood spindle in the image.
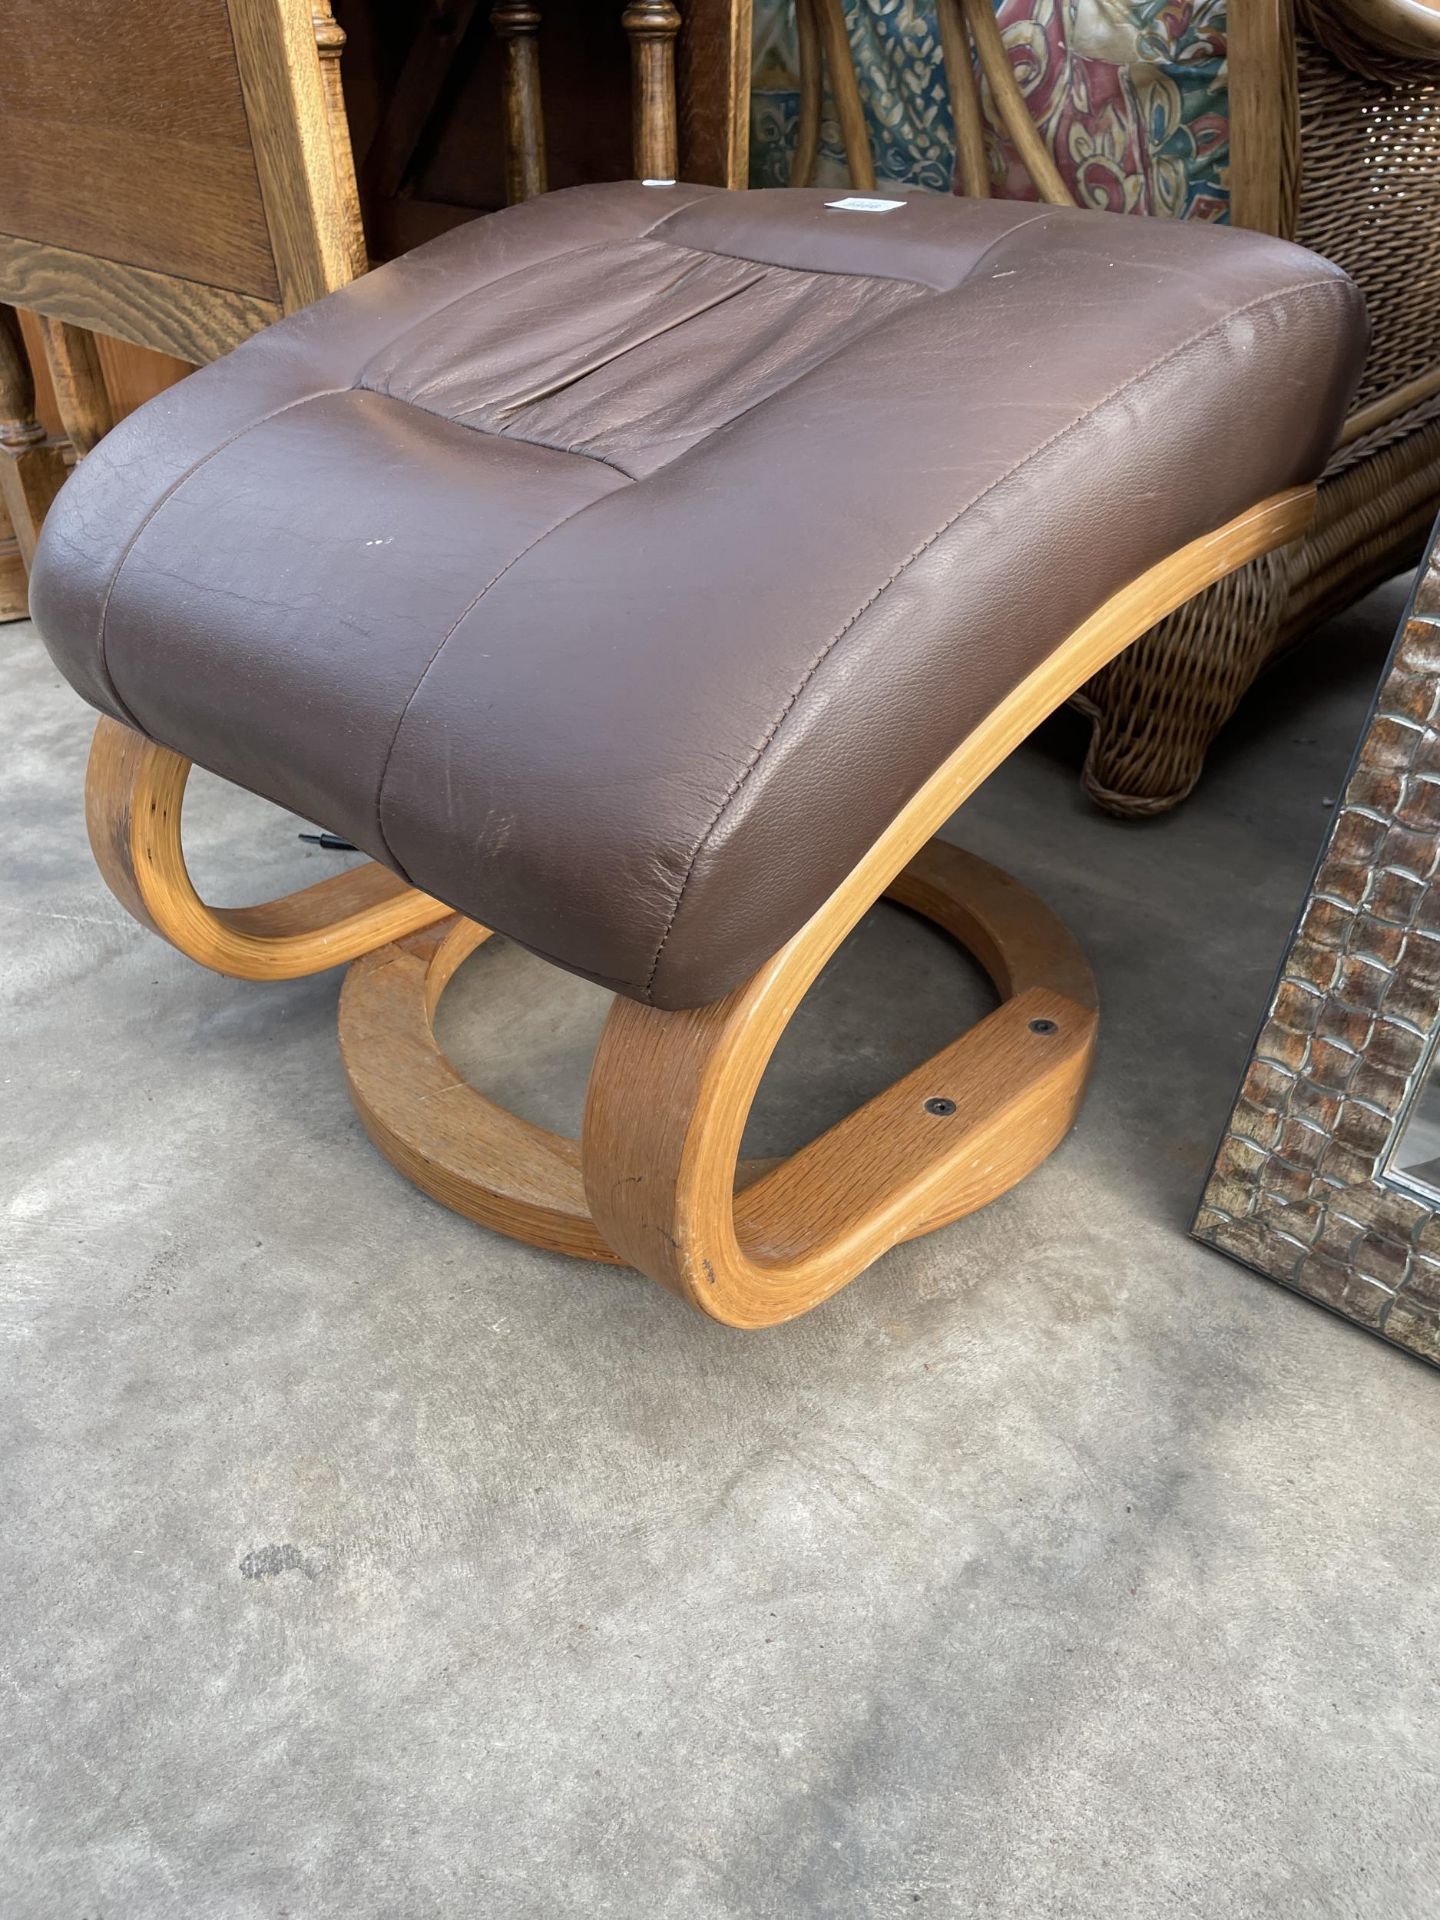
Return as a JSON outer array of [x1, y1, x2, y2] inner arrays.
[[312, 0, 370, 278], [0, 309, 49, 466], [622, 1, 681, 182], [36, 317, 115, 458], [490, 3, 547, 204], [0, 306, 68, 578]]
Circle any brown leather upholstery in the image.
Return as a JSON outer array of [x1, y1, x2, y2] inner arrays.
[[32, 184, 1367, 1007]]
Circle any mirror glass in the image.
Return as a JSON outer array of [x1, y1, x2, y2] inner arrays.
[[1388, 1042, 1440, 1196]]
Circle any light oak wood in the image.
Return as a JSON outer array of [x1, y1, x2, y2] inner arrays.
[[228, 0, 366, 306], [959, 0, 1072, 207], [84, 718, 452, 978], [937, 0, 989, 200], [624, 2, 683, 181], [311, 0, 371, 281], [491, 4, 548, 203], [81, 488, 1315, 1326], [583, 487, 1314, 1324], [341, 914, 625, 1263], [339, 844, 1095, 1278], [0, 236, 282, 363]]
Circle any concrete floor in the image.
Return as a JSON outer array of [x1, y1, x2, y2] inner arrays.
[[5, 580, 1440, 1919]]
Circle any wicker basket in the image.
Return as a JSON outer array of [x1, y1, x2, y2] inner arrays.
[[1076, 0, 1440, 814]]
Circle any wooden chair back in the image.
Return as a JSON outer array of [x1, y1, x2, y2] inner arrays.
[[0, 0, 366, 612], [0, 0, 365, 362]]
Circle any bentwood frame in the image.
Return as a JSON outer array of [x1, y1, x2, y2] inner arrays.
[[81, 488, 1313, 1328]]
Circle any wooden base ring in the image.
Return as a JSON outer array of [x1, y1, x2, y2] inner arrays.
[[338, 840, 1098, 1317], [340, 913, 624, 1264]]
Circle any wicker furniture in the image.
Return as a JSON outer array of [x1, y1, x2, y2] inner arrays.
[[759, 0, 1440, 814], [1082, 0, 1440, 813]]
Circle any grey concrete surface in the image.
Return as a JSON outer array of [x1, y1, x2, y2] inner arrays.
[[4, 581, 1440, 1919]]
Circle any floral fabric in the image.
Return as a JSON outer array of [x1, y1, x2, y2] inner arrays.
[[749, 0, 1229, 222]]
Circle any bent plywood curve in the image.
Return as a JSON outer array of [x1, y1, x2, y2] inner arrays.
[[583, 489, 1315, 1324], [84, 717, 452, 979]]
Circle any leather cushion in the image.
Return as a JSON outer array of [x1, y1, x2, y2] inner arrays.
[[32, 184, 1368, 1007]]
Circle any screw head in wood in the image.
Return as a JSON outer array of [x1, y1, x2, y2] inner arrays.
[[924, 1096, 957, 1117]]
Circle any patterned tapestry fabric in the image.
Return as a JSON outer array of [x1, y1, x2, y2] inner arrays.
[[749, 0, 1230, 222]]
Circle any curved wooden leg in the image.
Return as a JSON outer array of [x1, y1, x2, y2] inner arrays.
[[582, 486, 1317, 1324], [584, 841, 1096, 1326], [334, 840, 1096, 1311], [85, 716, 452, 979], [82, 489, 1315, 1327], [339, 912, 790, 1258], [340, 913, 625, 1262]]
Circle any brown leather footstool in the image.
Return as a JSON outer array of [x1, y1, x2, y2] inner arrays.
[[31, 185, 1367, 1327]]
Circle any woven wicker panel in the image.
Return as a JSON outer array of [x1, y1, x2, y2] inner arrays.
[[1076, 413, 1440, 815], [1293, 18, 1440, 411], [1283, 409, 1440, 639], [1195, 537, 1440, 1365], [1081, 10, 1440, 815], [1074, 550, 1291, 816]]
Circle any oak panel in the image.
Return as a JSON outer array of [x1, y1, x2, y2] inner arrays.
[[0, 237, 281, 363], [0, 0, 279, 298]]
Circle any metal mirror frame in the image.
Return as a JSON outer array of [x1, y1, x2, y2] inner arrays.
[[1194, 514, 1440, 1365]]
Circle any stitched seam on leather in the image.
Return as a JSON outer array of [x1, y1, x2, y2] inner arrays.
[[369, 482, 629, 879], [352, 242, 626, 394], [354, 236, 735, 399], [645, 204, 1058, 290], [366, 269, 924, 482], [93, 388, 349, 733], [100, 192, 711, 719], [367, 388, 644, 479], [641, 272, 1359, 1000]]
